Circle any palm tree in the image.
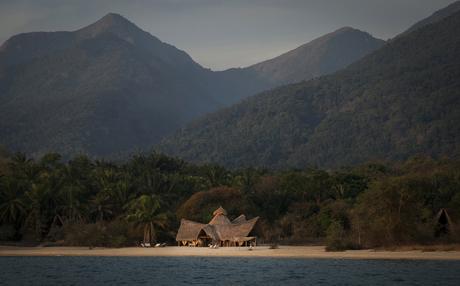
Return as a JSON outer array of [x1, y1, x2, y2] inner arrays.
[[58, 185, 86, 224], [24, 181, 58, 239], [0, 178, 26, 226], [9, 152, 37, 183], [89, 167, 119, 221], [57, 164, 91, 224], [113, 175, 134, 214], [125, 195, 167, 244], [89, 192, 113, 222], [201, 164, 230, 188]]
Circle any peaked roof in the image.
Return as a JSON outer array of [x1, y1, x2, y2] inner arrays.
[[209, 206, 231, 225], [176, 219, 206, 241], [200, 217, 259, 242], [213, 206, 227, 216], [436, 208, 453, 225], [232, 214, 247, 224], [209, 213, 231, 225], [176, 207, 259, 242], [215, 217, 259, 241]]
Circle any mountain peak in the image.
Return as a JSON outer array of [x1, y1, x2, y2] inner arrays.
[[98, 13, 132, 26], [330, 26, 371, 37], [76, 13, 142, 40], [158, 8, 460, 169], [334, 26, 357, 33], [246, 26, 384, 85]]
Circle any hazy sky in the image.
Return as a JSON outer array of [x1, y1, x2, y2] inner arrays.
[[0, 0, 457, 70]]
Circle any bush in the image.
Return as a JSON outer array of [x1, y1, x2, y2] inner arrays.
[[63, 220, 139, 247], [64, 223, 105, 247], [325, 221, 357, 251]]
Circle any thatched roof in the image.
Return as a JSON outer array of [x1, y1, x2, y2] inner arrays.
[[214, 217, 259, 241], [175, 219, 206, 241], [232, 214, 247, 224], [202, 224, 220, 242], [213, 206, 227, 216], [436, 208, 453, 225], [209, 213, 232, 225], [176, 207, 259, 242]]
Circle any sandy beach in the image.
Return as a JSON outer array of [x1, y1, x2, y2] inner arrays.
[[1, 246, 460, 260]]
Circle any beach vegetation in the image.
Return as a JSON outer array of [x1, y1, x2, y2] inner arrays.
[[0, 150, 459, 249]]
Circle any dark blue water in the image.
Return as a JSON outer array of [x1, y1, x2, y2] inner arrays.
[[1, 257, 459, 285]]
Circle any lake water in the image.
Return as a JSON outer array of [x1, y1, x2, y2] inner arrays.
[[1, 257, 460, 285]]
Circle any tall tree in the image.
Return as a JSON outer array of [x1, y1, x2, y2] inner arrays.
[[125, 195, 167, 244]]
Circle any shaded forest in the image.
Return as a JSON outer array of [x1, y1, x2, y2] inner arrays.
[[158, 10, 460, 169], [0, 147, 459, 250]]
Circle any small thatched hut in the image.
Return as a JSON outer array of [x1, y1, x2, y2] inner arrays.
[[435, 208, 453, 236], [176, 206, 259, 247]]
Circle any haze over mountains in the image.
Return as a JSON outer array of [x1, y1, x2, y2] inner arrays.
[[243, 27, 384, 86], [159, 8, 460, 168], [0, 13, 383, 158], [0, 13, 220, 157]]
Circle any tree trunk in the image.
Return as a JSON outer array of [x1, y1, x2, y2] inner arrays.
[[143, 224, 150, 243]]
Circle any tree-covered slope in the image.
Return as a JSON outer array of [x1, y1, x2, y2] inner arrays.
[[0, 13, 224, 157], [0, 13, 383, 158], [158, 11, 460, 169], [401, 0, 460, 36]]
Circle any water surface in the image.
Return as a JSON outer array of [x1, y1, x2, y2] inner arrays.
[[1, 257, 459, 285]]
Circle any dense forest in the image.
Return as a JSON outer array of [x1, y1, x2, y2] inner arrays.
[[159, 10, 460, 169], [0, 13, 383, 159], [0, 147, 459, 250]]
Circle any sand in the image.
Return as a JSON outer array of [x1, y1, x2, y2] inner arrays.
[[1, 246, 460, 260]]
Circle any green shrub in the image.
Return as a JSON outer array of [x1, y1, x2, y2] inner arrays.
[[325, 221, 355, 251], [62, 220, 141, 247]]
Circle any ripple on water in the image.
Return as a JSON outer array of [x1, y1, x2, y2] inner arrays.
[[1, 257, 460, 285]]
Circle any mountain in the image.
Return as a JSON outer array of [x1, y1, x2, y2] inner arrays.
[[243, 27, 385, 86], [400, 0, 460, 36], [0, 13, 224, 157], [0, 13, 384, 158], [158, 10, 460, 169], [214, 27, 384, 100]]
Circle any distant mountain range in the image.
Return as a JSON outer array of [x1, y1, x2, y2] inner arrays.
[[158, 8, 460, 168], [0, 13, 383, 157]]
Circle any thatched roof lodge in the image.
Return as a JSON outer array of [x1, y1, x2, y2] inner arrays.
[[176, 207, 259, 247], [436, 208, 454, 236]]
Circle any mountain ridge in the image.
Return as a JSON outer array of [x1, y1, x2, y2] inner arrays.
[[0, 14, 384, 158], [244, 27, 384, 86], [157, 10, 460, 169], [401, 0, 460, 36]]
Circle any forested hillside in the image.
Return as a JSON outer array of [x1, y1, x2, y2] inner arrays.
[[159, 11, 460, 169], [0, 13, 223, 158], [0, 13, 383, 159], [400, 0, 460, 36]]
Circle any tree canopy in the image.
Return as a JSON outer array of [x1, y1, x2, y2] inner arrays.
[[0, 151, 459, 249]]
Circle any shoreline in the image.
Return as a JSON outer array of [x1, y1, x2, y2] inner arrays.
[[1, 246, 460, 260]]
